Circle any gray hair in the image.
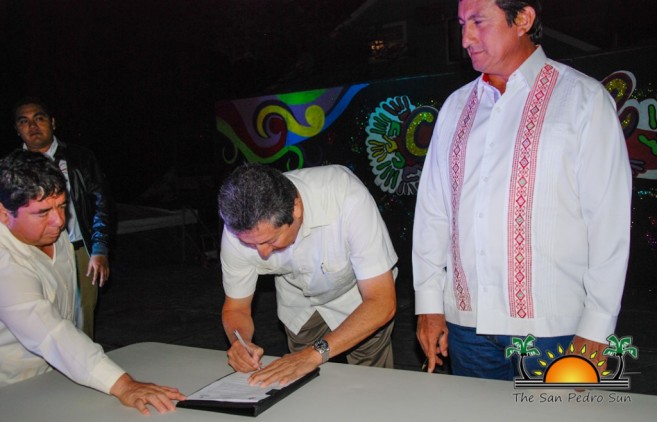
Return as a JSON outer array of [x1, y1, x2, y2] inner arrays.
[[218, 163, 297, 233]]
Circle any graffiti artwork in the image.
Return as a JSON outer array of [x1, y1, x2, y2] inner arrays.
[[216, 70, 656, 188], [603, 71, 657, 180], [215, 84, 368, 169], [214, 69, 657, 261], [364, 96, 437, 195]]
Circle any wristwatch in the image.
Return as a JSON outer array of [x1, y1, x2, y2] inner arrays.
[[312, 338, 330, 364]]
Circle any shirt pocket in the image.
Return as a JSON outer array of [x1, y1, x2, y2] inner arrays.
[[305, 260, 357, 306]]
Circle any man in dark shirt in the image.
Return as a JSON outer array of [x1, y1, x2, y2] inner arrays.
[[13, 97, 113, 339]]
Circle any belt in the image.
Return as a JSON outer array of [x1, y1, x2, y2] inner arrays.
[[72, 240, 85, 250]]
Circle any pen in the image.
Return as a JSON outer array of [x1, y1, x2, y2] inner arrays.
[[233, 329, 262, 368]]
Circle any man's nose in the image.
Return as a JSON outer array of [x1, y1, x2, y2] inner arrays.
[[50, 209, 66, 227], [461, 23, 474, 49], [256, 244, 273, 259]]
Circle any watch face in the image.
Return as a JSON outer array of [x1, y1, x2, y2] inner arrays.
[[313, 339, 330, 363], [314, 339, 329, 352]]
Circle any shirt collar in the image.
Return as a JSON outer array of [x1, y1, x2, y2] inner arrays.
[[477, 45, 547, 95], [45, 136, 60, 159], [288, 176, 332, 239], [513, 45, 548, 88]]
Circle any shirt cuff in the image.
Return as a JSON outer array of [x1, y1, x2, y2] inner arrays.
[[87, 356, 126, 394], [414, 289, 444, 315], [576, 308, 618, 344], [91, 244, 109, 256]]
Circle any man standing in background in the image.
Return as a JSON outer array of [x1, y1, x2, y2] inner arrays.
[[413, 0, 632, 379], [13, 97, 113, 339]]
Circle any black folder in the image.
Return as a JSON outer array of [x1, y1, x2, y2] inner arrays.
[[177, 368, 320, 417]]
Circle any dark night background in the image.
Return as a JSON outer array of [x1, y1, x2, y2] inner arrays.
[[0, 0, 370, 205]]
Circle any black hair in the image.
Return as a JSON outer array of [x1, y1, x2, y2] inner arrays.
[[496, 0, 543, 42], [0, 150, 67, 216], [12, 96, 53, 122]]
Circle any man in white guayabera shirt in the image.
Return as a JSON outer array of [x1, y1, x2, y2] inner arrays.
[[0, 150, 185, 415], [413, 0, 632, 380]]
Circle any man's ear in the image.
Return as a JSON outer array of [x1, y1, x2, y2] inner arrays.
[[51, 117, 56, 131], [292, 195, 303, 220], [515, 6, 536, 37], [0, 203, 10, 224]]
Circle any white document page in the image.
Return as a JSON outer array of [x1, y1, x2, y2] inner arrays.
[[186, 371, 281, 403]]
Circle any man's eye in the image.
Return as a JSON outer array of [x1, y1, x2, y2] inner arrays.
[[35, 116, 47, 123]]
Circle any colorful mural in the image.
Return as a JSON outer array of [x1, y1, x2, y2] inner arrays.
[[214, 70, 657, 262], [603, 71, 657, 180], [215, 84, 367, 169], [216, 71, 656, 187], [365, 96, 437, 195]]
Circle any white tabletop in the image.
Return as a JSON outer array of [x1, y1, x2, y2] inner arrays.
[[1, 342, 655, 421]]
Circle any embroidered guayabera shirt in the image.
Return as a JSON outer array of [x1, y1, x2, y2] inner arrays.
[[413, 46, 632, 343]]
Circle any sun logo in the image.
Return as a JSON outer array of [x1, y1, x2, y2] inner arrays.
[[507, 334, 638, 390]]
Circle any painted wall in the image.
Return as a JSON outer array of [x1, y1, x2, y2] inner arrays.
[[213, 55, 657, 286]]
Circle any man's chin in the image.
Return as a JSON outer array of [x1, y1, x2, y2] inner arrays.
[[42, 233, 62, 244]]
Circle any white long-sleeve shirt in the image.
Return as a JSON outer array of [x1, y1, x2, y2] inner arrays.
[[413, 46, 632, 343], [0, 224, 124, 392]]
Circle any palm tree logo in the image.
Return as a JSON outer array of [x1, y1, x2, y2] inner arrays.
[[603, 334, 639, 380], [508, 334, 638, 390], [505, 334, 540, 380]]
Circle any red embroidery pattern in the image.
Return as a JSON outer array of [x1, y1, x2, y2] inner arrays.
[[448, 87, 479, 311], [507, 64, 559, 318]]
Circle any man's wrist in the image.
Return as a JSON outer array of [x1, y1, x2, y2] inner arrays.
[[109, 373, 131, 397], [311, 338, 330, 364]]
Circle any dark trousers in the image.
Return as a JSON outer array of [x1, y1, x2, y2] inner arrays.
[[285, 311, 395, 368]]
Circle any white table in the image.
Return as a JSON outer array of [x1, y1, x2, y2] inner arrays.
[[1, 342, 655, 421]]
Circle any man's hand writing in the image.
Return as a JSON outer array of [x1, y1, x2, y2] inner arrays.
[[227, 338, 263, 372]]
